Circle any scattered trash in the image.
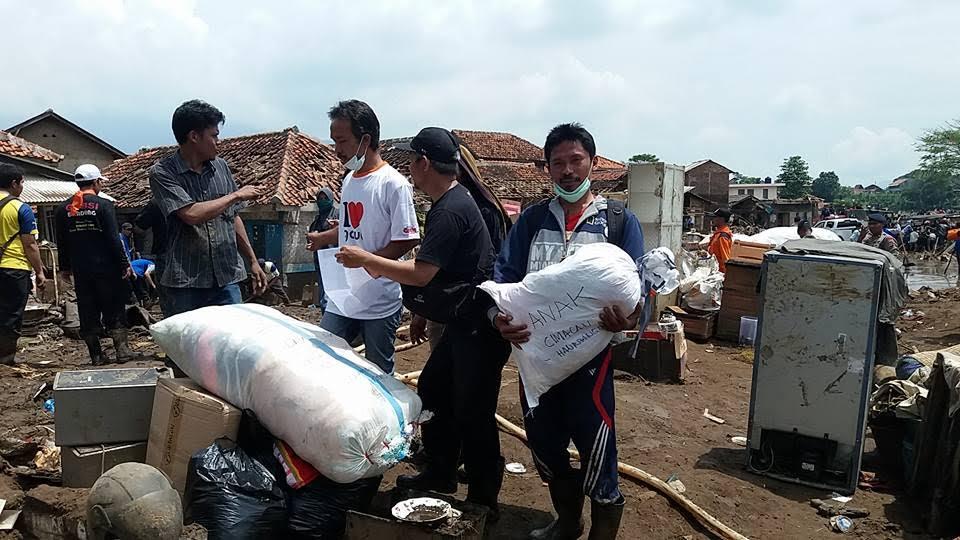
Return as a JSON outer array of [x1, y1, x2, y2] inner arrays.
[[900, 309, 924, 321], [42, 398, 55, 414], [830, 493, 852, 504], [730, 436, 747, 447], [391, 497, 459, 523], [505, 462, 527, 475], [31, 382, 48, 401], [0, 509, 21, 530], [0, 436, 39, 459], [665, 473, 686, 494], [32, 440, 60, 472], [811, 498, 870, 518], [927, 291, 938, 301], [830, 515, 854, 533], [703, 409, 725, 424]]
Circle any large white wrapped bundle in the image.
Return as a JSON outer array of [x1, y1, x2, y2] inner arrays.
[[479, 243, 643, 409], [150, 303, 422, 483]]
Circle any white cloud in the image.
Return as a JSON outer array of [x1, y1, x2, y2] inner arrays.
[[1, 0, 957, 182], [831, 127, 918, 182], [694, 125, 737, 145]]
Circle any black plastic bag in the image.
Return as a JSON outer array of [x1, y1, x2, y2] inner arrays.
[[184, 439, 287, 540], [287, 474, 382, 539]]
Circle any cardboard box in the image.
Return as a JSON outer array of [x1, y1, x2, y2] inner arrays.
[[146, 378, 241, 493], [61, 442, 147, 488]]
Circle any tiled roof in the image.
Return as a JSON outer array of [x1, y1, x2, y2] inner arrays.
[[595, 155, 624, 169], [102, 128, 343, 208], [452, 130, 544, 163], [380, 132, 627, 205], [0, 129, 63, 164]]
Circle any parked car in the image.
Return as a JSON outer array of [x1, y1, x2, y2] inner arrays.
[[814, 218, 863, 241]]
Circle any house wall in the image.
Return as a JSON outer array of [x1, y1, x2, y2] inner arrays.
[[730, 184, 781, 201], [685, 162, 730, 210], [772, 203, 820, 227], [15, 117, 119, 172], [683, 195, 708, 232]]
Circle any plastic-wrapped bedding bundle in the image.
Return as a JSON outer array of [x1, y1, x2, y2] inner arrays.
[[150, 303, 422, 483], [479, 242, 643, 409]]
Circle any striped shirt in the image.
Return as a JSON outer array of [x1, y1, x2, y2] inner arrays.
[[148, 151, 247, 289]]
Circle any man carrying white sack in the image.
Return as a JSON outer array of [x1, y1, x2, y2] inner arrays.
[[336, 127, 512, 519], [492, 123, 644, 540]]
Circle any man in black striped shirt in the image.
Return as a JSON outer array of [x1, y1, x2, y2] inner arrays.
[[149, 100, 268, 316]]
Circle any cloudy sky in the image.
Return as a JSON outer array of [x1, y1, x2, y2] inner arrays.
[[2, 0, 957, 185]]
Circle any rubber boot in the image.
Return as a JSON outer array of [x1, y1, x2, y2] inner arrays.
[[396, 465, 457, 494], [587, 498, 625, 540], [84, 335, 105, 366], [0, 334, 17, 365], [466, 457, 504, 522], [108, 328, 135, 363], [529, 475, 585, 540]]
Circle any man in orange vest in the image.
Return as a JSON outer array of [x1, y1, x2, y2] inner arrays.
[[707, 208, 734, 272]]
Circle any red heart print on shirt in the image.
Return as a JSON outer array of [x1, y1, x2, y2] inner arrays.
[[346, 201, 364, 228]]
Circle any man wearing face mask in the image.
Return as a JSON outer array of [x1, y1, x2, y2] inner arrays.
[[308, 187, 339, 311], [492, 123, 644, 540], [306, 100, 420, 374]]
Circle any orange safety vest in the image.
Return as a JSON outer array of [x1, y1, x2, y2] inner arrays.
[[709, 225, 734, 272]]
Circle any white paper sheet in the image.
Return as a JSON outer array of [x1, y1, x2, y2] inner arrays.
[[317, 248, 380, 317]]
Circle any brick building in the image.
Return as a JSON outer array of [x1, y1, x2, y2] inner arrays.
[[685, 159, 733, 211]]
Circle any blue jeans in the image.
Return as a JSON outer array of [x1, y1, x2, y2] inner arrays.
[[316, 271, 328, 312], [160, 284, 242, 317], [320, 308, 402, 374]]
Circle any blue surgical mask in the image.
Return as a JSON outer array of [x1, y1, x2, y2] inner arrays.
[[554, 177, 591, 203]]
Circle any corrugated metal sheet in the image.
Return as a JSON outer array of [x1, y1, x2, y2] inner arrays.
[[19, 177, 116, 204]]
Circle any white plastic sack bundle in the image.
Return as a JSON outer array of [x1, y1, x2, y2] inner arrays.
[[150, 303, 422, 483], [479, 243, 643, 409]]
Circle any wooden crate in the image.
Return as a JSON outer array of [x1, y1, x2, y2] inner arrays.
[[666, 306, 717, 341], [730, 240, 774, 264], [717, 259, 762, 342]]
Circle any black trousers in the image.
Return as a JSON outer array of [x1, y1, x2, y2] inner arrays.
[[74, 272, 127, 337], [417, 319, 510, 481], [0, 268, 31, 338]]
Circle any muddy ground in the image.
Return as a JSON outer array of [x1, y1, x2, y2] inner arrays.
[[1, 289, 957, 539]]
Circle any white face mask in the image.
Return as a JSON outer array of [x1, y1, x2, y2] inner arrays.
[[344, 135, 369, 171]]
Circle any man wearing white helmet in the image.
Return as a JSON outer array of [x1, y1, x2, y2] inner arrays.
[[55, 164, 134, 365]]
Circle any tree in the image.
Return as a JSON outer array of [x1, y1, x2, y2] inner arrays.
[[628, 153, 658, 163], [812, 171, 841, 201], [777, 156, 812, 199], [918, 120, 960, 176], [731, 172, 762, 184]]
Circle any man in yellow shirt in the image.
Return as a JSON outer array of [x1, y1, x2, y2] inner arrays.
[[707, 208, 734, 273], [0, 164, 46, 364]]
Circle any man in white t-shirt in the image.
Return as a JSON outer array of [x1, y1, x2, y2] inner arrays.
[[306, 100, 420, 373]]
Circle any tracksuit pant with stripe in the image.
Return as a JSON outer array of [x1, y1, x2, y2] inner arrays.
[[520, 348, 622, 504]]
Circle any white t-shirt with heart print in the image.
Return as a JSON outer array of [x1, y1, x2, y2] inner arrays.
[[327, 162, 420, 320]]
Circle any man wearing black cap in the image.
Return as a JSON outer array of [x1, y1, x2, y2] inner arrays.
[[859, 213, 898, 254], [707, 208, 734, 272], [337, 127, 511, 518]]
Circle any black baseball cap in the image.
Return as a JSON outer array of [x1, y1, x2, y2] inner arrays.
[[708, 208, 732, 220], [395, 127, 460, 164], [868, 213, 888, 225]]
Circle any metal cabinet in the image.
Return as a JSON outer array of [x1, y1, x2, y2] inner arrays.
[[746, 251, 882, 494]]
